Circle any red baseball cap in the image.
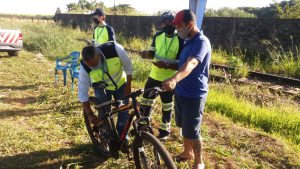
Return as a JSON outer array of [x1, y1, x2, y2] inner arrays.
[[173, 9, 196, 26]]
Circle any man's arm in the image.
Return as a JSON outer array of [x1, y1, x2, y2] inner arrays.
[[107, 25, 116, 42], [141, 33, 158, 59], [152, 61, 178, 70], [162, 57, 199, 91], [174, 57, 199, 81], [78, 64, 100, 125]]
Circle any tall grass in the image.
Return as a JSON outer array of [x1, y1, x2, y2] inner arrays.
[[263, 39, 300, 78], [211, 41, 300, 79], [0, 18, 88, 59], [130, 53, 152, 83], [206, 84, 300, 144]]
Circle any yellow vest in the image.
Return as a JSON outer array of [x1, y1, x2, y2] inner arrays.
[[81, 56, 126, 91], [94, 26, 109, 45], [149, 33, 180, 81]]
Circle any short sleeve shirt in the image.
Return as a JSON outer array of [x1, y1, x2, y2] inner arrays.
[[175, 31, 212, 99]]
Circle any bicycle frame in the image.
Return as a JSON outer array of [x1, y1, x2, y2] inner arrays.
[[95, 95, 154, 153]]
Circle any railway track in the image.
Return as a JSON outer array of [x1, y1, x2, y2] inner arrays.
[[125, 49, 300, 97], [211, 64, 300, 88]]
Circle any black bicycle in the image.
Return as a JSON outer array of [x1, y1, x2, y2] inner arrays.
[[83, 82, 176, 169]]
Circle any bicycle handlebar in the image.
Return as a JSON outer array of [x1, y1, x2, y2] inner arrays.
[[94, 87, 163, 109]]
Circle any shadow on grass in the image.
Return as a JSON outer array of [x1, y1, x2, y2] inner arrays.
[[0, 55, 11, 59], [0, 84, 39, 90], [0, 108, 53, 119], [0, 144, 107, 169], [0, 97, 38, 105]]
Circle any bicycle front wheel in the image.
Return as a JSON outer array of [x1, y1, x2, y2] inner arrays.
[[133, 131, 176, 169], [83, 110, 114, 156]]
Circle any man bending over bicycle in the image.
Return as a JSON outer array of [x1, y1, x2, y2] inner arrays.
[[78, 41, 133, 134]]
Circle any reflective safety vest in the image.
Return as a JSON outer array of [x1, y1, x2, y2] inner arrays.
[[149, 32, 180, 82], [81, 44, 126, 91], [94, 26, 109, 45]]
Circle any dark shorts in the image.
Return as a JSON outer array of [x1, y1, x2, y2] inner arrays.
[[175, 94, 206, 139]]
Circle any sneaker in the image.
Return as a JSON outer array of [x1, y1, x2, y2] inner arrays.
[[157, 129, 170, 140]]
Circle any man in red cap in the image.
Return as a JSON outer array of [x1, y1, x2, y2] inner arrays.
[[163, 9, 211, 169]]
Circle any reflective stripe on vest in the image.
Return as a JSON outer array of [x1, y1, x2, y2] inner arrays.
[[89, 57, 126, 91], [159, 122, 171, 132], [162, 102, 173, 111], [94, 26, 109, 45], [149, 33, 180, 81]]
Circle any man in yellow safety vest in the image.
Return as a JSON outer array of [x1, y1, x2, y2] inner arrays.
[[78, 41, 132, 135], [92, 8, 115, 44], [140, 12, 184, 140]]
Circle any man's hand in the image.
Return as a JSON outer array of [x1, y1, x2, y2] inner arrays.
[[152, 61, 167, 68], [162, 57, 200, 91], [141, 50, 149, 59], [162, 77, 177, 91], [82, 102, 100, 125]]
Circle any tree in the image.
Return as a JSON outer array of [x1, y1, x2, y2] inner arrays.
[[240, 0, 300, 18], [65, 0, 145, 15], [205, 8, 256, 18], [274, 0, 300, 18], [55, 7, 62, 14]]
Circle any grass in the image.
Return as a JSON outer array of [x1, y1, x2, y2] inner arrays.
[[0, 19, 300, 168], [1, 45, 300, 169], [206, 83, 300, 145], [0, 18, 88, 59], [212, 43, 300, 79]]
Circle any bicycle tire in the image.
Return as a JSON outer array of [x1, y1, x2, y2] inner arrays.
[[83, 110, 113, 157], [133, 131, 176, 169]]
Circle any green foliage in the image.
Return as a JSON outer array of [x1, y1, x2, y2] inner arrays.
[[210, 44, 300, 79], [211, 49, 229, 65], [130, 54, 151, 82], [274, 0, 300, 18], [240, 0, 300, 18], [66, 0, 145, 16], [228, 56, 249, 78], [205, 8, 256, 18]]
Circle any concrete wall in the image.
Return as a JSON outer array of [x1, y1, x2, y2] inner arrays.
[[54, 14, 300, 52]]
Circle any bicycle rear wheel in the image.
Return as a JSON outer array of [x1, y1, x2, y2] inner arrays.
[[133, 131, 176, 169]]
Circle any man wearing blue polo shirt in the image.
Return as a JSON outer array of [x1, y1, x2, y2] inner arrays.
[[163, 9, 211, 169]]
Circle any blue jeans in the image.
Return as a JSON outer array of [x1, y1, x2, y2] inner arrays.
[[94, 83, 129, 135], [175, 94, 206, 139]]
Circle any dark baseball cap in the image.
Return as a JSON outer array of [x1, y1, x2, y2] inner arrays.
[[173, 9, 196, 26], [160, 12, 175, 23], [92, 8, 105, 17]]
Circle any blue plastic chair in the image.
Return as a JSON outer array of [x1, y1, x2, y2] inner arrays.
[[69, 53, 81, 91], [55, 51, 80, 87]]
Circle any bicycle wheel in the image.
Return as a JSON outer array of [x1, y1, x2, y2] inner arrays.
[[84, 98, 114, 157], [133, 131, 176, 169]]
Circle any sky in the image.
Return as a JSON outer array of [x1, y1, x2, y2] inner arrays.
[[0, 0, 281, 15]]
